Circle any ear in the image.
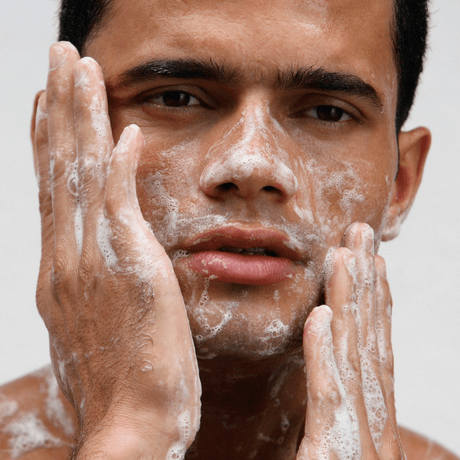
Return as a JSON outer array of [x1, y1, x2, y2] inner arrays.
[[381, 126, 431, 241], [31, 90, 45, 178]]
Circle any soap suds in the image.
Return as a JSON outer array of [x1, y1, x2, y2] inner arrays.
[[0, 397, 18, 422], [5, 412, 65, 459], [97, 213, 118, 268], [35, 366, 76, 438], [165, 411, 192, 460]]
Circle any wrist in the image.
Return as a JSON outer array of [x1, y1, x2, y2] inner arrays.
[[73, 409, 197, 460]]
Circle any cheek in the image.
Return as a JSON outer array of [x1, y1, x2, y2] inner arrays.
[[135, 139, 201, 243], [292, 146, 393, 241]]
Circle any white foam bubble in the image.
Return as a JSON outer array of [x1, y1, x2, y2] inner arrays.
[[0, 396, 18, 422], [35, 366, 75, 438], [5, 412, 64, 459], [96, 213, 118, 267], [165, 411, 193, 460], [265, 319, 289, 339]]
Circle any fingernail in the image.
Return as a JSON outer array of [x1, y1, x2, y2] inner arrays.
[[49, 44, 68, 71]]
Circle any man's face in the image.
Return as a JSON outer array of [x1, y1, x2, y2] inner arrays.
[[85, 0, 398, 360]]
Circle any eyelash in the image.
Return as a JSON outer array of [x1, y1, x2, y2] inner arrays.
[[303, 105, 353, 123], [141, 89, 360, 128], [143, 90, 205, 109]]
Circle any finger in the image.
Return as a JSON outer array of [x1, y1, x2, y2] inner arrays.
[[104, 124, 197, 372], [375, 256, 403, 458], [301, 305, 360, 459], [34, 91, 57, 325], [325, 248, 378, 453], [344, 223, 376, 348], [46, 42, 81, 254], [326, 248, 361, 385], [100, 124, 145, 268], [31, 90, 46, 185], [105, 124, 144, 220], [344, 223, 388, 451], [73, 57, 114, 243], [34, 92, 53, 241], [375, 256, 394, 396]]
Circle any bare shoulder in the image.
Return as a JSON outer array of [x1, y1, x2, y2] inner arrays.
[[1, 372, 458, 460], [0, 366, 76, 459], [400, 425, 460, 460]]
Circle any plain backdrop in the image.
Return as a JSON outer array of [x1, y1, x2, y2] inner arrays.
[[0, 0, 459, 454]]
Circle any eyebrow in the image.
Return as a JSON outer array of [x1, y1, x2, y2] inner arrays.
[[115, 58, 383, 109]]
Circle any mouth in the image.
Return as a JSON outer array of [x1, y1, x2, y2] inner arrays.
[[219, 247, 278, 257], [179, 226, 301, 285]]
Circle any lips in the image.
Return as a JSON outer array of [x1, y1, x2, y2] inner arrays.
[[180, 226, 300, 285]]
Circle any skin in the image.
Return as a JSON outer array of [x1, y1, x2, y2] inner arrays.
[[0, 0, 458, 458]]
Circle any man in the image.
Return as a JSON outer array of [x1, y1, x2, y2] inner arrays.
[[0, 0, 457, 458]]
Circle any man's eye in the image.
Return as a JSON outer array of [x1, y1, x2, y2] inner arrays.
[[147, 91, 201, 108], [306, 105, 351, 122]]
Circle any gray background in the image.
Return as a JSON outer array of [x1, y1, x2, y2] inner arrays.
[[0, 0, 459, 454]]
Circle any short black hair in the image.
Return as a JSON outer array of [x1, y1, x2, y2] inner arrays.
[[58, 0, 429, 132]]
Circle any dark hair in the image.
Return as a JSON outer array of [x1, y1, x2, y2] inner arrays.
[[58, 0, 429, 132], [58, 0, 114, 54]]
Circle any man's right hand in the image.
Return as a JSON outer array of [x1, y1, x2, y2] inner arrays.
[[32, 42, 201, 460]]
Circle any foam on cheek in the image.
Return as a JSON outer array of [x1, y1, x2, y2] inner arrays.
[[292, 155, 368, 244], [141, 172, 181, 247]]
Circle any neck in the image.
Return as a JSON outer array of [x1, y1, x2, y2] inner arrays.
[[187, 352, 307, 460]]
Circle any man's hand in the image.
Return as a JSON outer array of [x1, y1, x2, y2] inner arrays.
[[32, 42, 201, 459], [297, 223, 403, 459]]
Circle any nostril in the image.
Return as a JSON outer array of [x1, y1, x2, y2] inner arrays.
[[262, 185, 278, 193], [219, 182, 237, 191]]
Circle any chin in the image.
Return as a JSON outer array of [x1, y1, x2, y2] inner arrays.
[[178, 268, 323, 362]]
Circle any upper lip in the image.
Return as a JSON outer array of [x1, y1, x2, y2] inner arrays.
[[182, 225, 302, 261]]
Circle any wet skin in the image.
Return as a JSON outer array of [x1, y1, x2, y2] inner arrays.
[[2, 0, 451, 458], [88, 0, 402, 359]]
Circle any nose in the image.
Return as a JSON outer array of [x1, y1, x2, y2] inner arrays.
[[199, 106, 298, 202]]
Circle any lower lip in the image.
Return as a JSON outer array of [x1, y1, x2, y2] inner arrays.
[[188, 251, 294, 285]]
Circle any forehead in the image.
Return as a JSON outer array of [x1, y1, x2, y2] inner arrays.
[[87, 0, 396, 104]]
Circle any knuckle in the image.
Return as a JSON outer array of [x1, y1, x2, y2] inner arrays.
[[52, 247, 76, 291], [35, 125, 48, 149], [78, 243, 103, 284], [310, 381, 344, 409], [347, 346, 361, 375], [48, 82, 71, 106]]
